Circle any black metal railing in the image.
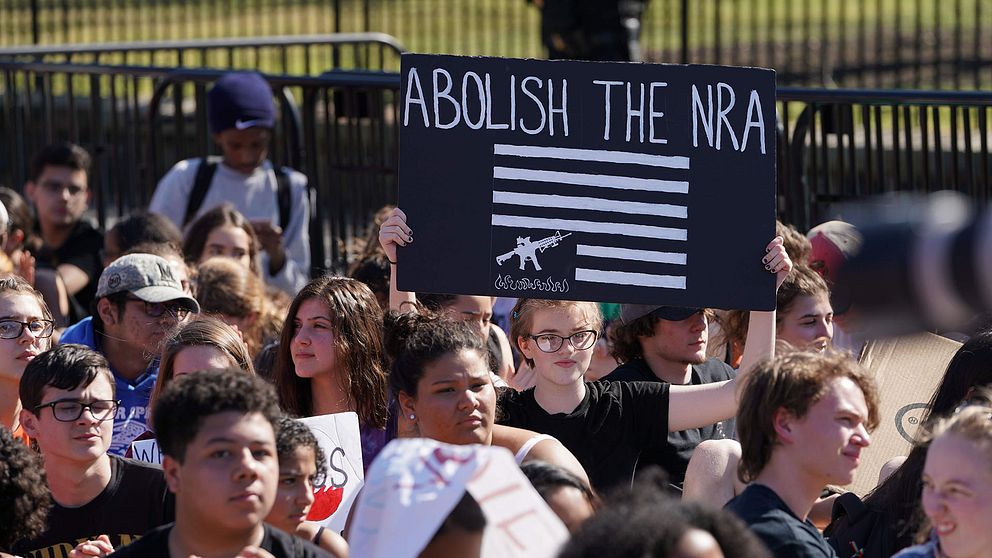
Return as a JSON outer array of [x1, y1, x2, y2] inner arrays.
[[2, 0, 989, 89], [777, 88, 992, 229], [0, 33, 406, 73], [0, 60, 400, 273], [2, 61, 991, 264]]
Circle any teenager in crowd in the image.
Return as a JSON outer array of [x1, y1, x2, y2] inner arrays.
[[725, 350, 879, 558], [25, 142, 104, 323], [101, 211, 183, 268], [108, 370, 332, 557], [125, 317, 256, 459], [195, 256, 286, 358], [719, 264, 834, 365], [893, 396, 992, 558], [267, 417, 349, 557], [520, 460, 598, 533], [828, 330, 992, 555], [0, 426, 52, 557], [151, 72, 310, 295], [152, 317, 255, 407], [274, 276, 390, 470], [0, 275, 54, 436], [60, 253, 200, 455], [13, 345, 173, 555], [559, 470, 771, 558], [183, 204, 262, 275], [384, 311, 587, 481]]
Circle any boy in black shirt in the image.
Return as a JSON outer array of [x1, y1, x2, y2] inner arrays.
[[24, 143, 104, 321], [14, 345, 174, 556], [109, 369, 332, 558], [725, 351, 879, 558]]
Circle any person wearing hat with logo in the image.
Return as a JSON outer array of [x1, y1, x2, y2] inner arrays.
[[60, 253, 200, 456], [149, 71, 310, 295], [603, 273, 789, 489]]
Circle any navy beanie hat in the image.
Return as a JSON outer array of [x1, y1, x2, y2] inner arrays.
[[207, 72, 276, 134]]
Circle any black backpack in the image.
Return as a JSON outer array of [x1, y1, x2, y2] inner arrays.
[[824, 492, 896, 558], [182, 156, 292, 229]]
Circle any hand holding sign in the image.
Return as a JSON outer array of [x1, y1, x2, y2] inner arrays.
[[378, 207, 413, 264]]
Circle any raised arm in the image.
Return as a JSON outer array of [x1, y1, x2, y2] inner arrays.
[[377, 207, 417, 311], [668, 237, 792, 432]]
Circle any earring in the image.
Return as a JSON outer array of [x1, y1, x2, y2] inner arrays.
[[408, 414, 416, 420]]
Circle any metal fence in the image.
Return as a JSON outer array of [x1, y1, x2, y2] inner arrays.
[[0, 33, 406, 73], [2, 61, 991, 268], [1, 0, 989, 89], [0, 60, 400, 273]]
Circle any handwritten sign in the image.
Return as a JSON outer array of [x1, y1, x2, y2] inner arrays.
[[397, 54, 777, 310], [129, 439, 163, 465], [349, 439, 568, 558], [298, 412, 364, 533]]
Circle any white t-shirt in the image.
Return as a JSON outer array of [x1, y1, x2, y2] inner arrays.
[[150, 158, 310, 295]]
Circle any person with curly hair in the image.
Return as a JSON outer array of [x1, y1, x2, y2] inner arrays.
[[0, 426, 52, 556], [266, 417, 348, 557]]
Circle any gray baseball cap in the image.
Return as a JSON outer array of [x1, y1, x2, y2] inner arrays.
[[620, 304, 701, 324], [96, 253, 200, 313]]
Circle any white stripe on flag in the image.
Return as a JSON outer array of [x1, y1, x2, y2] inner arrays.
[[575, 268, 687, 289], [494, 166, 689, 194], [576, 245, 687, 265], [492, 191, 687, 219], [492, 214, 687, 241], [494, 144, 690, 169]]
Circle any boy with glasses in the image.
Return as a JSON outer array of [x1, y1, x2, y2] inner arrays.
[[13, 344, 174, 556], [61, 253, 200, 455]]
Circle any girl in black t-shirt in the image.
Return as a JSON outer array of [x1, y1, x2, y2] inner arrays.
[[499, 237, 791, 489]]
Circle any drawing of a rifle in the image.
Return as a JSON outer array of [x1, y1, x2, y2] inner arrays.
[[496, 231, 572, 271]]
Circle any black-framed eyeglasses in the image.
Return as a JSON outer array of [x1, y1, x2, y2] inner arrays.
[[0, 319, 55, 340], [34, 399, 120, 422], [125, 297, 190, 320], [527, 330, 598, 353]]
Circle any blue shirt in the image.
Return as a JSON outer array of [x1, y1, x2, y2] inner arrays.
[[61, 317, 160, 456]]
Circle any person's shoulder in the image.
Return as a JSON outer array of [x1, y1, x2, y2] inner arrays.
[[892, 541, 938, 558], [114, 455, 165, 477], [107, 524, 172, 557], [594, 378, 668, 399], [726, 484, 783, 521], [263, 524, 335, 558], [602, 359, 654, 382], [59, 316, 95, 347], [694, 358, 736, 382]]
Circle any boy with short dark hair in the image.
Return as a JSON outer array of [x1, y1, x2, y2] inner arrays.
[[13, 344, 173, 556], [109, 369, 332, 558], [725, 350, 880, 558], [25, 142, 104, 321]]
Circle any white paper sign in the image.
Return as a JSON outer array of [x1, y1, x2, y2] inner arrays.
[[129, 439, 163, 465], [350, 438, 568, 558], [298, 412, 365, 534]]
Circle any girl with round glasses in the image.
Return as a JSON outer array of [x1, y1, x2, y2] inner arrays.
[[0, 274, 55, 437], [499, 244, 790, 492]]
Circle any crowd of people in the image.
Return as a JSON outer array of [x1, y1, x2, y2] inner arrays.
[[0, 70, 990, 558]]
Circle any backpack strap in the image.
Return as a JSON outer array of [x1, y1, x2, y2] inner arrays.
[[183, 157, 220, 227], [830, 491, 869, 526], [275, 166, 292, 231]]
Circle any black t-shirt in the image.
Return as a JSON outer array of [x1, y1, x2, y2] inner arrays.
[[603, 358, 736, 487], [13, 456, 174, 557], [107, 523, 334, 558], [497, 380, 670, 490], [726, 484, 839, 558], [34, 219, 104, 320]]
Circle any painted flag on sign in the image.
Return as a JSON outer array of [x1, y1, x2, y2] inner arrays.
[[491, 143, 690, 290]]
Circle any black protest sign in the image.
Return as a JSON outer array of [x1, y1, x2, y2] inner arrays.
[[397, 54, 777, 310]]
